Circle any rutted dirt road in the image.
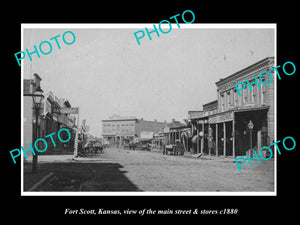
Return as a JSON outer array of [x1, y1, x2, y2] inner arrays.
[[27, 147, 274, 192], [76, 147, 274, 192]]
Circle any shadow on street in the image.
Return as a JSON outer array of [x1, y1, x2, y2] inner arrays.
[[24, 162, 141, 192]]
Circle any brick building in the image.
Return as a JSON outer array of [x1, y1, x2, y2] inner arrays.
[[102, 115, 173, 146], [189, 57, 275, 157]]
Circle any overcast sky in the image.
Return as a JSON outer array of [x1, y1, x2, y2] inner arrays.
[[23, 25, 274, 137]]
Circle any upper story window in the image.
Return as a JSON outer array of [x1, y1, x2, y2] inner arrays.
[[260, 77, 266, 106], [250, 84, 255, 104], [233, 89, 237, 108], [227, 91, 231, 110], [242, 87, 246, 104], [220, 93, 225, 111], [261, 85, 265, 105]]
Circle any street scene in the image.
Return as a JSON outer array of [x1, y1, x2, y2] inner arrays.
[[22, 25, 275, 193], [24, 147, 274, 192]]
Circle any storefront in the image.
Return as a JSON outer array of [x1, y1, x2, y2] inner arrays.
[[190, 118, 207, 154], [188, 57, 275, 158], [208, 110, 234, 157], [234, 106, 269, 156]]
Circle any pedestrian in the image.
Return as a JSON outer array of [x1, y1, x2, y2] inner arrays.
[[162, 137, 167, 155]]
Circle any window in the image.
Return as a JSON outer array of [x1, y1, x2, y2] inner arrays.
[[233, 89, 237, 107], [227, 91, 231, 109], [260, 77, 265, 105], [261, 85, 265, 105], [230, 89, 234, 107], [253, 84, 258, 105], [235, 82, 246, 105], [249, 84, 254, 104], [220, 93, 225, 111], [242, 87, 247, 104]]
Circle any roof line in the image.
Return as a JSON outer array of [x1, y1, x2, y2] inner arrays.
[[215, 56, 274, 85]]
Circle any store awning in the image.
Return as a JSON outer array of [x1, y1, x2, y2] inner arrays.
[[234, 105, 269, 113], [208, 111, 234, 124]]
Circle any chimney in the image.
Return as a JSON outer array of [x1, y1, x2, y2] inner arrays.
[[33, 73, 42, 92], [154, 119, 157, 122], [172, 118, 175, 123]]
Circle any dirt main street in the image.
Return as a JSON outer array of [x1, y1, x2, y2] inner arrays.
[[25, 147, 275, 192], [88, 147, 274, 192]]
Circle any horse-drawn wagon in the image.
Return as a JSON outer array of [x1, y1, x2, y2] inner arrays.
[[163, 140, 184, 155]]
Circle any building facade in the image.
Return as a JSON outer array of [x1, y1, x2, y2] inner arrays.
[[41, 94, 77, 154], [23, 73, 78, 161], [23, 74, 42, 162], [102, 115, 172, 146], [189, 57, 275, 157], [41, 91, 61, 154], [102, 116, 136, 146]]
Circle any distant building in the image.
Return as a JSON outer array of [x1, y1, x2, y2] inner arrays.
[[161, 120, 186, 148], [101, 115, 176, 146]]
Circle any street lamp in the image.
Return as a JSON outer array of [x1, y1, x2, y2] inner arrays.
[[32, 89, 44, 105], [32, 88, 44, 173], [248, 120, 254, 158]]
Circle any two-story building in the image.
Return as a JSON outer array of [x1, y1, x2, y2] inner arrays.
[[23, 73, 43, 162], [24, 74, 78, 158], [102, 115, 136, 146], [102, 115, 173, 147], [56, 98, 77, 153], [41, 91, 61, 153], [189, 57, 275, 158]]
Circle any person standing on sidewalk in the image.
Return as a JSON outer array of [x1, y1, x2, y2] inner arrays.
[[162, 135, 168, 155]]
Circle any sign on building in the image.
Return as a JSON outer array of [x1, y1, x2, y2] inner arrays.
[[140, 131, 154, 139], [188, 111, 204, 119], [163, 126, 170, 133], [208, 111, 233, 123], [52, 107, 79, 114]]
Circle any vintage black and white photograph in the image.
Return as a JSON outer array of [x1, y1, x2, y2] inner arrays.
[[21, 24, 276, 195]]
